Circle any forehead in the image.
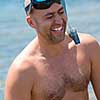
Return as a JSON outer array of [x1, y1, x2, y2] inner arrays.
[[33, 3, 63, 15]]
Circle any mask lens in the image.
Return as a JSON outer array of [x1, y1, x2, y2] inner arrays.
[[31, 0, 61, 9], [32, 0, 51, 9], [25, 0, 61, 15]]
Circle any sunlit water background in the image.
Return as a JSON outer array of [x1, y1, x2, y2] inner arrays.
[[0, 0, 100, 100]]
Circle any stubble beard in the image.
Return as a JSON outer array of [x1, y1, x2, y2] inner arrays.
[[48, 28, 66, 44], [48, 24, 66, 44]]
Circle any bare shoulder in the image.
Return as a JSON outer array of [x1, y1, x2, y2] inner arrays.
[[78, 33, 99, 45], [6, 52, 37, 86], [5, 56, 37, 100], [78, 33, 100, 51], [6, 37, 38, 86], [5, 38, 39, 99], [78, 32, 100, 61]]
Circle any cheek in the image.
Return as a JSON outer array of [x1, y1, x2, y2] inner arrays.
[[39, 20, 52, 32], [34, 19, 44, 31], [36, 21, 50, 34], [64, 15, 68, 23], [63, 16, 68, 29], [66, 16, 68, 23]]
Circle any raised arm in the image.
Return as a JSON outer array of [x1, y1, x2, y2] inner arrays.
[[5, 60, 35, 100]]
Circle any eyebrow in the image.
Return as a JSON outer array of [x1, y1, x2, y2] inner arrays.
[[44, 7, 64, 17], [58, 7, 64, 12]]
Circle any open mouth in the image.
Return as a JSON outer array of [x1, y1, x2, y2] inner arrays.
[[52, 26, 63, 31], [51, 26, 64, 35]]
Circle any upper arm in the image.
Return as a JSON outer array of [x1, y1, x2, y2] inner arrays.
[[86, 35, 100, 99], [5, 61, 35, 100]]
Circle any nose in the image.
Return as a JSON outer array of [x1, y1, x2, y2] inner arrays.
[[54, 14, 63, 24]]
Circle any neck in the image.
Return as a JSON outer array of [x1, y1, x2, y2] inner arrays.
[[36, 34, 69, 57]]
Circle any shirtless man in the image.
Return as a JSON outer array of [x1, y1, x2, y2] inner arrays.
[[5, 0, 100, 100]]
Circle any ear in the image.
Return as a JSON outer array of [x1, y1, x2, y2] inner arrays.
[[26, 16, 36, 28]]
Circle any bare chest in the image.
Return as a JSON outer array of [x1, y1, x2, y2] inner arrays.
[[35, 57, 89, 100], [33, 53, 90, 100]]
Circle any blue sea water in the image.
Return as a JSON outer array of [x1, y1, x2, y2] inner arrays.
[[0, 0, 100, 100]]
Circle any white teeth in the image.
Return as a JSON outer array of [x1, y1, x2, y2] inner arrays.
[[53, 26, 62, 31]]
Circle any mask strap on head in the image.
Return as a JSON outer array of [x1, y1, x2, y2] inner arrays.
[[61, 0, 67, 15], [61, 0, 80, 45], [61, 0, 68, 32]]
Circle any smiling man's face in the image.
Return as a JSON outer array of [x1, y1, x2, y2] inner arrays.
[[29, 3, 67, 44]]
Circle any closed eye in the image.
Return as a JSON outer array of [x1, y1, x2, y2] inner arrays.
[[59, 10, 64, 14], [44, 13, 54, 19], [46, 15, 54, 19], [58, 7, 65, 15]]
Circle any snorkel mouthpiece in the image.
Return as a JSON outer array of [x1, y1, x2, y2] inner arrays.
[[68, 26, 80, 45]]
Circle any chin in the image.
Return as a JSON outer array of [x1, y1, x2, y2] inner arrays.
[[51, 35, 65, 44]]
